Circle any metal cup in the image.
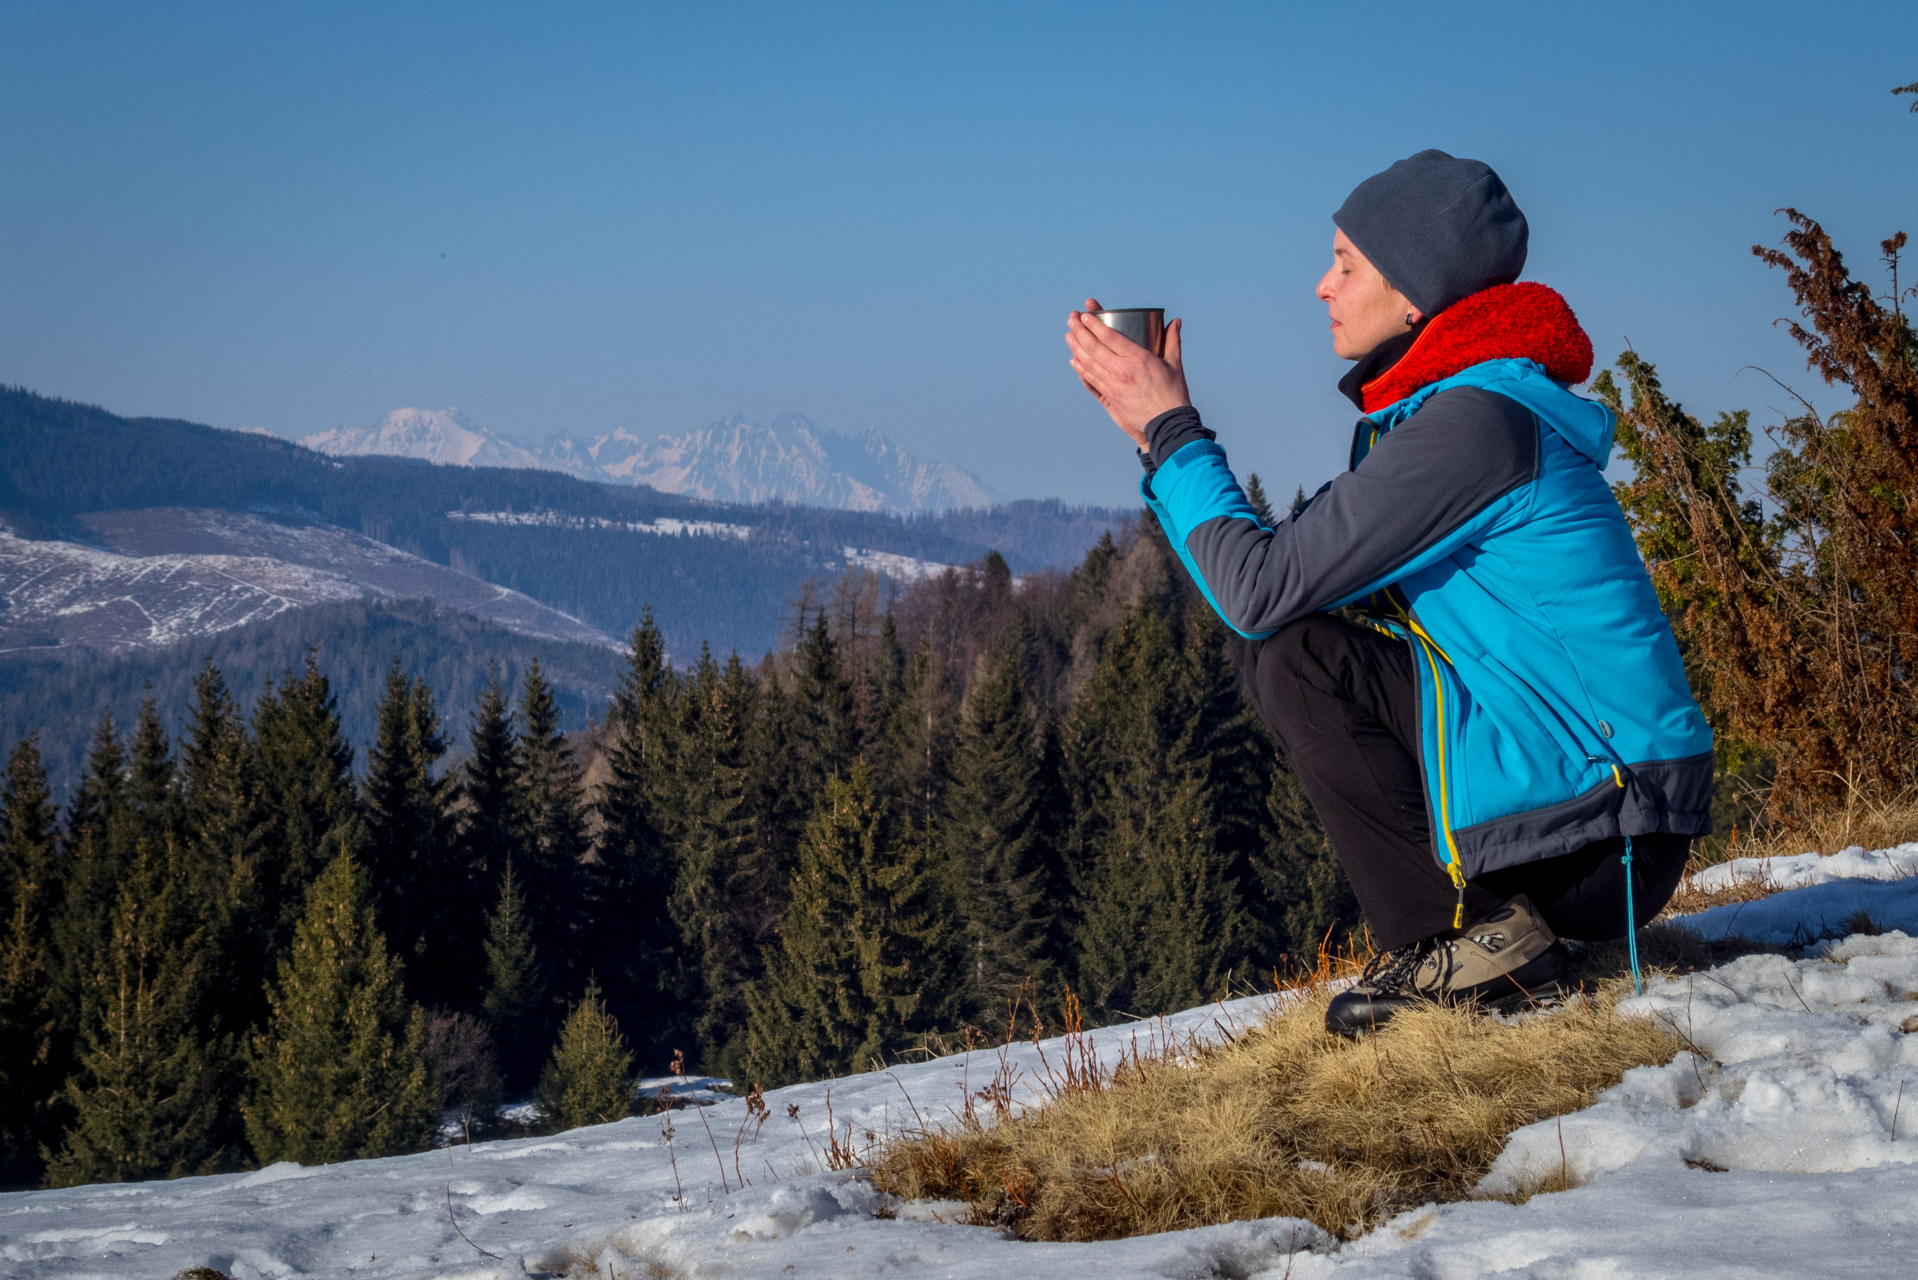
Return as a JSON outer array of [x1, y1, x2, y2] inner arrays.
[[1093, 308, 1166, 356]]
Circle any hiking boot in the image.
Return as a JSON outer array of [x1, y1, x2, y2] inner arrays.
[[1324, 895, 1569, 1037]]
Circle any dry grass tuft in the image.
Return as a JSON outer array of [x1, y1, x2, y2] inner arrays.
[[1766, 788, 1918, 859], [1690, 790, 1918, 873], [1661, 875, 1775, 917], [870, 979, 1679, 1242]]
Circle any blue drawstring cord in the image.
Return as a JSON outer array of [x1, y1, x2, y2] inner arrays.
[[1622, 835, 1643, 996]]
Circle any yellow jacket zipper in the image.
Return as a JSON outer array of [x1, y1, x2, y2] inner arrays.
[[1388, 591, 1469, 928]]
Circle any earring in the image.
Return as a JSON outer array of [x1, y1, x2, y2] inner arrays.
[[1405, 313, 1417, 327]]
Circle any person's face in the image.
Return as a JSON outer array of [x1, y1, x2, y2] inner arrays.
[[1316, 229, 1421, 360]]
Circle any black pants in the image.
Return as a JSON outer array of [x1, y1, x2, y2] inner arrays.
[[1243, 615, 1688, 951]]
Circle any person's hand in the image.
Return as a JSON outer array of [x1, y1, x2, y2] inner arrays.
[[1065, 297, 1190, 451]]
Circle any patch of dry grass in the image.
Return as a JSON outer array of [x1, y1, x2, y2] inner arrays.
[[1762, 788, 1918, 860], [869, 978, 1680, 1242]]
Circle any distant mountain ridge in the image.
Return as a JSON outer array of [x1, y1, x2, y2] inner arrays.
[[300, 408, 1000, 515], [299, 406, 548, 471], [0, 384, 1121, 666]]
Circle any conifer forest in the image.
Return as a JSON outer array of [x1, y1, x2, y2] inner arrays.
[[0, 502, 1350, 1190]]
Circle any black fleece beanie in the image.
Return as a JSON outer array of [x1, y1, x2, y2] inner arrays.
[[1332, 149, 1528, 318]]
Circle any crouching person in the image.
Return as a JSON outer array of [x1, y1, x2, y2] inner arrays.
[[1065, 150, 1713, 1035]]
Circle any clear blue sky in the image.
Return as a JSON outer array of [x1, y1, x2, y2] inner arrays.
[[3, 1, 1914, 506]]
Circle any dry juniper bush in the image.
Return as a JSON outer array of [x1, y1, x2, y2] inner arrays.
[[1600, 211, 1918, 824], [869, 976, 1681, 1243]]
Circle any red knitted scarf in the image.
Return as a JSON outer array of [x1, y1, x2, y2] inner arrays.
[[1360, 282, 1594, 415]]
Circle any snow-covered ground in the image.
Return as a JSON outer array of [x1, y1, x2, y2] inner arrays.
[[1680, 843, 1918, 946], [6, 850, 1917, 1279]]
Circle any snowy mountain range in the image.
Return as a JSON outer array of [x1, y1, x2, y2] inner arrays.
[[299, 408, 1001, 515]]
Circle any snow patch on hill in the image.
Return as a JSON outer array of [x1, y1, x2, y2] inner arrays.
[[839, 546, 965, 583], [446, 510, 754, 540], [0, 510, 618, 657], [0, 529, 365, 654]]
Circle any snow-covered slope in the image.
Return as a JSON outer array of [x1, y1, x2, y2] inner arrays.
[[0, 529, 366, 654], [0, 510, 616, 656], [300, 408, 1000, 515], [8, 853, 1915, 1279]]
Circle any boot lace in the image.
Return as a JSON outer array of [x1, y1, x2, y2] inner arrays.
[[1356, 940, 1431, 995]]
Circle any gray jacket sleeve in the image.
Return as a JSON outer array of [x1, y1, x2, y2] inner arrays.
[[1145, 388, 1541, 636]]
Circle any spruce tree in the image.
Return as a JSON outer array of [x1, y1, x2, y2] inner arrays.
[[1243, 473, 1277, 528], [252, 655, 359, 953], [51, 707, 155, 1127], [1255, 759, 1357, 963], [853, 612, 907, 753], [180, 660, 258, 903], [593, 614, 681, 1060], [453, 668, 522, 1018], [518, 659, 591, 1005], [127, 695, 178, 844], [739, 665, 807, 960], [1063, 605, 1255, 1018], [877, 640, 956, 850], [1, 738, 60, 1184], [460, 667, 522, 911], [360, 662, 457, 1007], [483, 859, 547, 1093], [56, 714, 131, 1003], [44, 836, 227, 1187], [178, 660, 265, 1040], [65, 712, 128, 856], [670, 648, 757, 1074], [944, 631, 1055, 1024], [1184, 609, 1282, 967], [791, 610, 857, 782], [534, 977, 634, 1131], [245, 849, 436, 1165], [743, 763, 958, 1087]]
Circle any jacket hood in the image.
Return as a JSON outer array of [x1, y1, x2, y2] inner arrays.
[[1359, 282, 1612, 467]]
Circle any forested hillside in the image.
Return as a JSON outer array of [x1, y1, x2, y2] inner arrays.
[[0, 507, 1347, 1190], [0, 599, 626, 790]]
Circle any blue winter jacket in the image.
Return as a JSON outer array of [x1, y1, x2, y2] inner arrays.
[[1139, 289, 1713, 893]]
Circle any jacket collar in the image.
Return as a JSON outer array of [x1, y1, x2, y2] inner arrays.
[[1337, 325, 1423, 410], [1347, 282, 1595, 416]]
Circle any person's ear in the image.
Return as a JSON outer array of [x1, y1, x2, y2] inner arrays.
[[1403, 307, 1423, 328]]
